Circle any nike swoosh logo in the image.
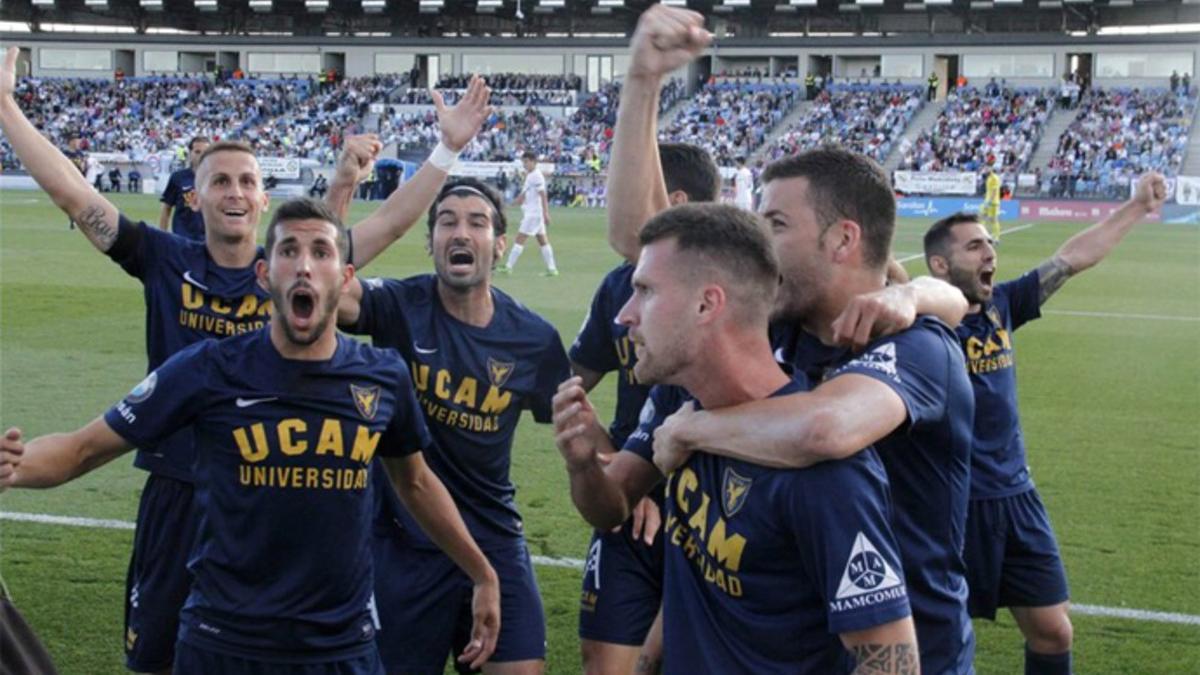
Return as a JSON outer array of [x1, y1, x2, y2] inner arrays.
[[182, 271, 209, 291], [413, 343, 438, 355], [236, 397, 278, 408]]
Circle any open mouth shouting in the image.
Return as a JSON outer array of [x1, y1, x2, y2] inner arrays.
[[446, 246, 477, 273], [288, 283, 318, 331]]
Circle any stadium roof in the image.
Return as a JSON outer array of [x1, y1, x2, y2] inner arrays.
[[1, 0, 1197, 37]]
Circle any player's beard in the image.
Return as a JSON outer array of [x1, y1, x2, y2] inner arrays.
[[948, 263, 992, 305], [271, 284, 339, 347]]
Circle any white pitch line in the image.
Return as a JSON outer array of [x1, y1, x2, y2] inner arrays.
[[1043, 309, 1200, 322], [895, 223, 1037, 264], [4, 510, 1198, 626]]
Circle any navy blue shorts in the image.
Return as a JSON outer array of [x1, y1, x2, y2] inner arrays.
[[174, 641, 383, 675], [964, 488, 1070, 619], [125, 474, 199, 672], [372, 537, 546, 673], [577, 522, 663, 646]]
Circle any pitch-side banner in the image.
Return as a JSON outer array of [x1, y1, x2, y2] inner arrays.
[[258, 157, 301, 179], [894, 171, 977, 195], [1175, 176, 1200, 206]]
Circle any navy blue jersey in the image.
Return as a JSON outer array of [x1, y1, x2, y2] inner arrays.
[[623, 381, 911, 674], [104, 330, 432, 662], [957, 270, 1042, 498], [569, 264, 649, 447], [349, 274, 571, 548], [107, 217, 270, 481], [775, 316, 975, 674], [160, 168, 205, 241]]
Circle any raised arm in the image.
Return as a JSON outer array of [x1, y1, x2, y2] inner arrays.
[[842, 619, 920, 675], [0, 47, 120, 252], [553, 377, 661, 529], [336, 76, 493, 270], [1037, 171, 1167, 304], [606, 5, 711, 263], [652, 375, 907, 473], [831, 277, 967, 351], [0, 419, 132, 490], [382, 452, 500, 669]]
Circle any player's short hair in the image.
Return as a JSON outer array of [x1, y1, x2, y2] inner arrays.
[[188, 136, 211, 152], [265, 197, 350, 264], [659, 143, 719, 203], [923, 212, 981, 264], [427, 177, 508, 237], [195, 140, 257, 176], [521, 150, 538, 161], [639, 203, 779, 319], [762, 148, 895, 270]]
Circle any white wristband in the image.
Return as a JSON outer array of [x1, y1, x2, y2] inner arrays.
[[428, 142, 460, 172]]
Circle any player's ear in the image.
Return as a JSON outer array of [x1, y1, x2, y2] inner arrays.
[[667, 190, 689, 206], [828, 219, 861, 264], [494, 233, 507, 262], [697, 283, 726, 323], [926, 253, 949, 277], [255, 258, 269, 291]]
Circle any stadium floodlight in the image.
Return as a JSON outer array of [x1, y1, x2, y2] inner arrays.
[[1038, 0, 1061, 6], [790, 0, 818, 4], [249, 0, 271, 10], [855, 0, 884, 5], [420, 0, 444, 5], [306, 0, 329, 10], [84, 0, 108, 7], [362, 0, 385, 10], [195, 0, 218, 10], [479, 0, 502, 5], [662, 0, 688, 5], [597, 0, 624, 6], [993, 0, 1022, 4], [31, 0, 54, 6], [924, 0, 954, 4], [723, 0, 752, 5], [539, 0, 565, 5], [140, 0, 163, 8]]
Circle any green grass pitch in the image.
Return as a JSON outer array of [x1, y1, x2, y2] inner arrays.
[[1, 191, 1197, 673]]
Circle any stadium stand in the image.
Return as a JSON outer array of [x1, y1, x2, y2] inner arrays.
[[660, 80, 801, 166], [765, 82, 924, 165], [896, 85, 1054, 175], [1042, 86, 1197, 198]]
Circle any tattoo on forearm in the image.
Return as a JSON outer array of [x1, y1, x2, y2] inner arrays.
[[850, 643, 919, 674], [75, 203, 116, 250], [634, 655, 662, 675], [1036, 256, 1074, 304]]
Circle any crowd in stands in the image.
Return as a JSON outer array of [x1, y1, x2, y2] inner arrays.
[[897, 85, 1053, 175], [437, 73, 583, 91], [766, 83, 923, 165], [1041, 86, 1196, 198], [660, 81, 801, 166]]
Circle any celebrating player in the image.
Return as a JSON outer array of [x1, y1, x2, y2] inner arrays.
[[0, 45, 493, 673], [330, 173, 569, 673], [0, 199, 500, 674], [554, 203, 918, 673], [571, 141, 720, 675], [921, 171, 1167, 675]]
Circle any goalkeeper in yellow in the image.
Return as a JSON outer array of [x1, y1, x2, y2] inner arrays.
[[982, 167, 1002, 240]]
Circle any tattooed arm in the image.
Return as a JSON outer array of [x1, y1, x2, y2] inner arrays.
[[1041, 171, 1167, 304], [842, 618, 920, 674], [0, 48, 121, 252]]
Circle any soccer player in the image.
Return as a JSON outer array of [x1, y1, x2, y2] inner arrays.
[[0, 199, 501, 674], [921, 171, 1167, 675], [159, 136, 211, 241], [571, 141, 720, 675], [332, 176, 570, 674], [733, 156, 754, 211], [553, 203, 918, 673], [982, 167, 1002, 241], [0, 46, 493, 674], [500, 150, 559, 276]]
